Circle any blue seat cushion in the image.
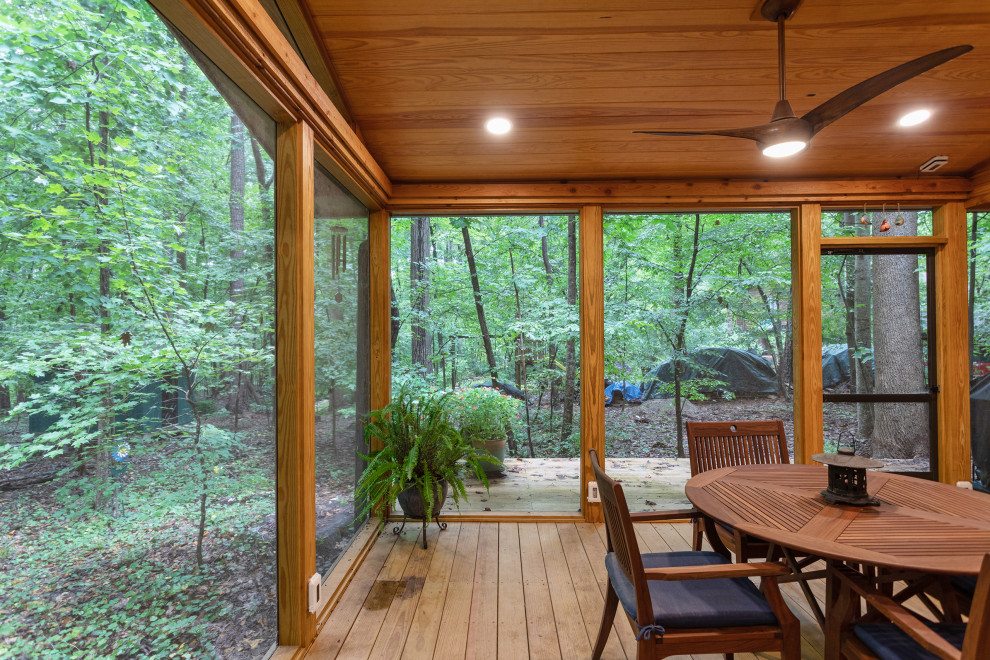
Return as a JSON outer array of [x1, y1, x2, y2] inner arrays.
[[604, 550, 779, 630], [854, 623, 966, 660], [950, 574, 977, 596]]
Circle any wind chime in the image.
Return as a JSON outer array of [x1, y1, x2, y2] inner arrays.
[[878, 203, 891, 232], [330, 225, 347, 303], [860, 203, 905, 233]]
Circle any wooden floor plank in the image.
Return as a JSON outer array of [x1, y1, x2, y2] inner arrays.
[[518, 524, 563, 660], [538, 523, 594, 660], [368, 525, 444, 660], [335, 528, 421, 659], [465, 523, 499, 660], [400, 523, 462, 660], [557, 523, 628, 660], [309, 530, 399, 658], [432, 523, 481, 660], [496, 523, 529, 660], [308, 521, 834, 660]]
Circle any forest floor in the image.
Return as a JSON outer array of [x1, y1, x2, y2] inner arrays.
[[0, 408, 279, 659]]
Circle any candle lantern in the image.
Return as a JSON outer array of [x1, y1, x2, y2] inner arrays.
[[811, 447, 883, 506]]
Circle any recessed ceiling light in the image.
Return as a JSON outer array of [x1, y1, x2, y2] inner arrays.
[[485, 117, 512, 135], [898, 109, 931, 127]]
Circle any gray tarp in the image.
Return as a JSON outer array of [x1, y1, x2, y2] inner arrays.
[[971, 374, 990, 487], [639, 347, 781, 400], [822, 344, 851, 389]]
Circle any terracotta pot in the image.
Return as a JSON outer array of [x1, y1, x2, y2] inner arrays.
[[471, 436, 506, 474], [396, 480, 448, 519]]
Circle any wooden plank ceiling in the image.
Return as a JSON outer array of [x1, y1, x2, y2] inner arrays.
[[300, 0, 990, 184]]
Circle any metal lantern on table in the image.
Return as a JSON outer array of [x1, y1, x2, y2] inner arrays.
[[811, 447, 883, 506]]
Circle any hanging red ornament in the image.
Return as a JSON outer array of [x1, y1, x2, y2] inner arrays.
[[879, 218, 891, 232]]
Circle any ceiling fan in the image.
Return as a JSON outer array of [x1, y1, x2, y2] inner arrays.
[[634, 0, 973, 157]]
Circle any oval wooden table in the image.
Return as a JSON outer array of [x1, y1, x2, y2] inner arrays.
[[685, 464, 990, 575], [685, 464, 990, 657]]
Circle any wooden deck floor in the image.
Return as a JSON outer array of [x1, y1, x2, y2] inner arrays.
[[307, 522, 826, 659]]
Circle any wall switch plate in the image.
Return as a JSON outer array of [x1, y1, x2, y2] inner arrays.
[[307, 572, 321, 613], [587, 481, 600, 503]]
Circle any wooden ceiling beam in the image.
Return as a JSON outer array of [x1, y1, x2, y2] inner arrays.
[[387, 177, 971, 212], [966, 166, 990, 209]]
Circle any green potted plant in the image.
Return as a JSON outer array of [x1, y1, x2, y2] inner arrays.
[[356, 386, 496, 547], [450, 386, 518, 475]]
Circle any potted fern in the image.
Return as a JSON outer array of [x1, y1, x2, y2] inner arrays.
[[356, 386, 496, 548]]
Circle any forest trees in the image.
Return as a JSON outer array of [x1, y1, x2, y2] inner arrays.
[[1, 0, 278, 655]]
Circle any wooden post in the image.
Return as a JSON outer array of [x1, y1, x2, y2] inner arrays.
[[933, 202, 971, 484], [792, 203, 823, 464], [276, 120, 316, 646], [369, 209, 392, 447], [580, 205, 604, 522]]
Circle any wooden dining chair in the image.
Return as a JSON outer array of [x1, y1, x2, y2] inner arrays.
[[589, 449, 800, 660], [828, 554, 990, 660], [685, 419, 789, 561]]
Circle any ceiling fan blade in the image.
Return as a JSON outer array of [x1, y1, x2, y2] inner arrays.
[[802, 45, 973, 136], [634, 125, 767, 141]]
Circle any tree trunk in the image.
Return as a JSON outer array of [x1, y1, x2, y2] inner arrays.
[[462, 223, 513, 452], [671, 214, 701, 458], [509, 248, 535, 457], [971, 212, 979, 377], [462, 224, 499, 384], [410, 216, 433, 375], [871, 211, 927, 458], [228, 114, 246, 302], [225, 114, 256, 414], [854, 218, 874, 442], [389, 282, 401, 351], [561, 215, 578, 443]]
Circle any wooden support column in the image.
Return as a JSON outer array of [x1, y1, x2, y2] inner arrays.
[[368, 209, 391, 449], [276, 120, 316, 647], [933, 202, 971, 484], [791, 203, 822, 464], [580, 205, 604, 523]]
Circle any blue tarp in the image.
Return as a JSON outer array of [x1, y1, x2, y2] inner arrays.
[[605, 380, 642, 406]]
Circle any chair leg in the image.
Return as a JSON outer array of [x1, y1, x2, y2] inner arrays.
[[593, 580, 619, 660], [692, 518, 703, 551]]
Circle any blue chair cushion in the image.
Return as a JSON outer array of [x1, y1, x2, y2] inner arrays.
[[950, 574, 977, 596], [854, 623, 966, 660], [604, 550, 779, 630]]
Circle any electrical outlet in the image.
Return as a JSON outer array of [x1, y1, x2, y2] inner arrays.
[[307, 572, 322, 613], [587, 481, 600, 503]]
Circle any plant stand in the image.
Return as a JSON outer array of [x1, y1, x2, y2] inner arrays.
[[392, 515, 447, 550], [394, 480, 449, 549]]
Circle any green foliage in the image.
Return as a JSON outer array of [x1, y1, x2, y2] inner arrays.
[[449, 386, 519, 442], [356, 387, 497, 528], [0, 0, 279, 654]]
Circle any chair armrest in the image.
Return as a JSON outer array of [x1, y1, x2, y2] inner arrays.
[[644, 561, 789, 581], [831, 563, 963, 659], [628, 508, 700, 523]]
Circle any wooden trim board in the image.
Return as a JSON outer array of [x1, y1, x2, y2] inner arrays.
[[933, 202, 972, 484], [579, 205, 605, 523], [791, 204, 823, 464], [276, 120, 317, 646]]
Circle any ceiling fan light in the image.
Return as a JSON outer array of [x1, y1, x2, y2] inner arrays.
[[761, 140, 807, 158], [898, 109, 931, 127]]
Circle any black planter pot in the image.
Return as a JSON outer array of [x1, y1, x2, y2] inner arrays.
[[395, 480, 449, 549]]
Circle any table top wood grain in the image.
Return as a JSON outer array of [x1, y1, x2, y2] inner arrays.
[[685, 464, 990, 574]]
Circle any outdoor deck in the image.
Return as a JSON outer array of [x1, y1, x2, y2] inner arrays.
[[434, 458, 694, 514], [308, 521, 827, 659]]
